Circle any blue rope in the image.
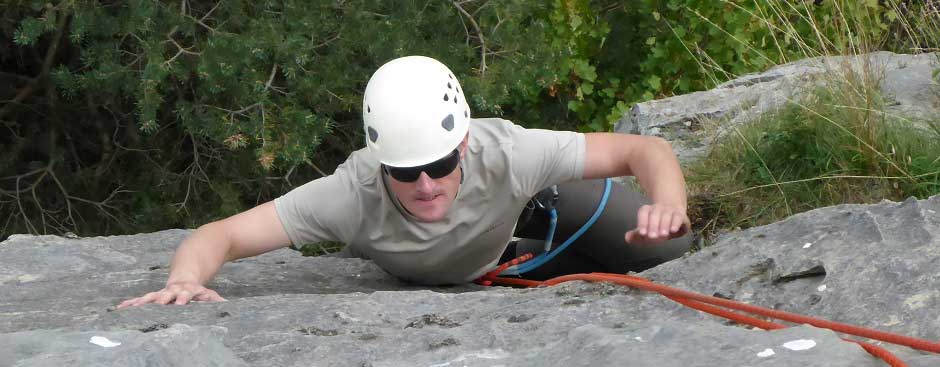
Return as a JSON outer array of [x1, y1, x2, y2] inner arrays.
[[543, 208, 557, 253], [502, 178, 612, 275]]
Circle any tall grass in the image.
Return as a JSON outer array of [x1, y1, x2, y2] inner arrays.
[[688, 88, 940, 235], [683, 0, 940, 241]]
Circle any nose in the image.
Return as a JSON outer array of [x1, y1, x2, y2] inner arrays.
[[414, 171, 435, 193]]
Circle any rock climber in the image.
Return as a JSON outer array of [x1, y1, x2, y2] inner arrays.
[[117, 55, 692, 308]]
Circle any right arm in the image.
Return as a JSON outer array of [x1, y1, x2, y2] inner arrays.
[[117, 201, 291, 308]]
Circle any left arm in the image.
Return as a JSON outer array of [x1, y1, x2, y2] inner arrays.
[[582, 133, 689, 243]]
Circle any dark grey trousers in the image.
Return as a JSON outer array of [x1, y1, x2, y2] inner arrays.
[[504, 179, 692, 280]]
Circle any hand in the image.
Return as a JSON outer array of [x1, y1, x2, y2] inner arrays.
[[116, 282, 226, 309], [625, 203, 690, 245]]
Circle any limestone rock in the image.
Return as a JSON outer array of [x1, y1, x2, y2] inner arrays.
[[2, 196, 940, 366], [1, 324, 246, 367]]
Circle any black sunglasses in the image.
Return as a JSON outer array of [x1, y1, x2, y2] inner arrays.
[[384, 149, 460, 182]]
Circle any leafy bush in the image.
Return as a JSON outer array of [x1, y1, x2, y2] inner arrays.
[[0, 1, 627, 238]]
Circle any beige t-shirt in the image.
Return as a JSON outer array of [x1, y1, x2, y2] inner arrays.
[[274, 118, 585, 284]]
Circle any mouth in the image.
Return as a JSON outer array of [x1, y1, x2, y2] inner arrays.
[[415, 193, 444, 202]]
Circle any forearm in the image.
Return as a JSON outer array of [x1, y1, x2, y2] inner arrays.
[[630, 138, 688, 210], [166, 222, 233, 286]]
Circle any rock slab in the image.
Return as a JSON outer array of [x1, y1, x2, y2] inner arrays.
[[2, 195, 940, 366]]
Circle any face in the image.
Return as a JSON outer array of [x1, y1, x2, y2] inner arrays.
[[386, 136, 468, 222]]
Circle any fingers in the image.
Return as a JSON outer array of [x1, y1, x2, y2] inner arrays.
[[659, 210, 676, 237], [637, 204, 665, 239], [629, 204, 691, 245], [117, 291, 160, 309], [155, 289, 178, 305], [669, 212, 684, 233], [115, 285, 225, 309], [174, 289, 194, 305], [635, 205, 650, 237], [194, 289, 226, 302], [117, 296, 142, 309], [673, 213, 691, 237], [624, 229, 637, 243], [646, 206, 660, 239]]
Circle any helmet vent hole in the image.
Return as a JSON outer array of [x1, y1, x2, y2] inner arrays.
[[464, 110, 468, 118], [454, 96, 458, 104], [448, 74, 453, 80], [441, 114, 455, 131], [456, 86, 460, 94], [447, 82, 452, 89], [367, 105, 371, 113], [443, 93, 449, 102], [367, 126, 379, 143]]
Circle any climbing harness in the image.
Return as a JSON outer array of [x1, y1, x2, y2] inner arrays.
[[477, 254, 940, 367], [501, 178, 612, 276]]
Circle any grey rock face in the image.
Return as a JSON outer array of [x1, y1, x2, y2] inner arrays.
[[645, 195, 940, 341], [616, 52, 940, 163], [1, 324, 247, 367], [2, 196, 940, 366]]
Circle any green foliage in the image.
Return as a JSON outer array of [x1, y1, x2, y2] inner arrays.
[[2, 0, 938, 242], [687, 84, 940, 235], [675, 0, 940, 242], [549, 0, 616, 131], [0, 0, 628, 239], [637, 0, 938, 98]]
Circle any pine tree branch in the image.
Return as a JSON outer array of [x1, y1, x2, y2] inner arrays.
[[186, 0, 223, 33], [451, 0, 487, 76], [0, 71, 34, 84], [0, 12, 69, 120]]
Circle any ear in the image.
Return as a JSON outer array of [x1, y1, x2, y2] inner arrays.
[[458, 132, 470, 159]]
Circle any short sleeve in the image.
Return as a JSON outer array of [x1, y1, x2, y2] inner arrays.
[[508, 124, 586, 197], [273, 171, 355, 247]]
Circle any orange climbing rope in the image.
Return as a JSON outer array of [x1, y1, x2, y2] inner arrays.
[[477, 254, 940, 367]]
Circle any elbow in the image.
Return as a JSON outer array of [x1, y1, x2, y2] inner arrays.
[[649, 136, 673, 151], [647, 136, 678, 159]]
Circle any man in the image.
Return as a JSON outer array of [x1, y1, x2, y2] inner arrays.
[[118, 56, 690, 308]]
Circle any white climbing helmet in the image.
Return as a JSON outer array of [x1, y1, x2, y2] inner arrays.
[[363, 56, 471, 167]]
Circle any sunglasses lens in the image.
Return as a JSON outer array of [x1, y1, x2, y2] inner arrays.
[[425, 151, 460, 178], [386, 150, 459, 182], [388, 167, 421, 182]]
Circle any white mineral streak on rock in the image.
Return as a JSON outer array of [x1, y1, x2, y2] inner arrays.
[[883, 315, 902, 326], [817, 284, 827, 292], [17, 274, 41, 282], [757, 348, 775, 357], [803, 243, 813, 249], [89, 336, 121, 347], [903, 292, 937, 310], [783, 339, 816, 351], [429, 349, 509, 367], [635, 336, 645, 342]]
